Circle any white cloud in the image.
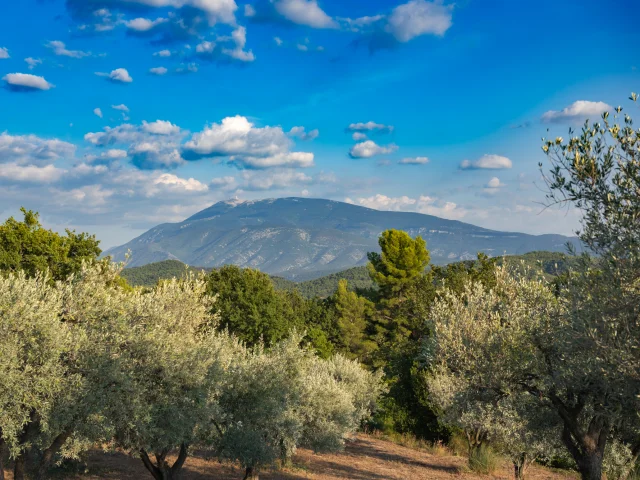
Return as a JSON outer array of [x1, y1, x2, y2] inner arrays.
[[0, 163, 65, 183], [0, 47, 9, 59], [52, 185, 114, 207], [112, 104, 130, 112], [176, 62, 199, 73], [128, 142, 185, 169], [338, 15, 385, 32], [84, 149, 128, 165], [297, 44, 309, 51], [96, 68, 133, 83], [288, 126, 319, 140], [346, 193, 467, 220], [244, 4, 256, 17], [142, 120, 181, 135], [231, 152, 315, 169], [221, 26, 255, 62], [274, 36, 283, 46], [153, 173, 208, 192], [94, 107, 103, 118], [385, 0, 453, 42], [2, 73, 54, 91], [46, 40, 91, 58], [149, 66, 168, 75], [349, 140, 398, 159], [273, 0, 337, 28], [125, 17, 168, 31], [347, 121, 394, 133], [460, 154, 512, 170], [541, 100, 612, 123], [24, 57, 42, 69], [211, 175, 237, 189], [398, 156, 429, 165], [196, 40, 216, 53], [486, 177, 504, 188], [240, 169, 313, 190], [352, 132, 367, 141], [183, 115, 314, 168], [154, 49, 172, 57], [0, 133, 75, 164]]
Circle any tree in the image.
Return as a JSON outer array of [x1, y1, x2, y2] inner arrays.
[[333, 279, 377, 360], [540, 94, 640, 479], [0, 208, 101, 281], [206, 265, 304, 347], [214, 335, 382, 480], [368, 229, 430, 340], [426, 266, 640, 480]]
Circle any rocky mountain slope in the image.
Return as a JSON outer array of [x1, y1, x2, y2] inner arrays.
[[106, 197, 578, 280]]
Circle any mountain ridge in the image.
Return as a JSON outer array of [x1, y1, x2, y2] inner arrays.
[[105, 197, 579, 280]]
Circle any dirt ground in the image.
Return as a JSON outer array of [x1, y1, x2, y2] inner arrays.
[[2, 434, 575, 480]]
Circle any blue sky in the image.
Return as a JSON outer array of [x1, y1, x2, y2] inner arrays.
[[1, 0, 639, 248]]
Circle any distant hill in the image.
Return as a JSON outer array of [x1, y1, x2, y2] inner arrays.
[[120, 251, 582, 297], [106, 197, 579, 280]]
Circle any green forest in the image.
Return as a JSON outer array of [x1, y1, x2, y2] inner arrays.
[[1, 99, 639, 480]]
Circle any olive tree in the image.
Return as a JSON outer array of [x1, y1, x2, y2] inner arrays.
[[214, 335, 382, 480], [0, 272, 70, 480], [426, 266, 640, 480]]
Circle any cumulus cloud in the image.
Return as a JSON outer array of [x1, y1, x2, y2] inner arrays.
[[112, 104, 130, 112], [240, 169, 313, 190], [346, 121, 394, 133], [349, 140, 398, 159], [153, 173, 208, 192], [94, 107, 103, 118], [0, 163, 65, 183], [125, 17, 168, 31], [154, 49, 172, 57], [385, 0, 453, 42], [483, 176, 506, 194], [0, 133, 76, 164], [398, 156, 429, 165], [273, 0, 337, 28], [288, 126, 319, 140], [274, 36, 283, 46], [46, 40, 91, 58], [460, 154, 512, 170], [96, 68, 133, 83], [0, 47, 10, 59], [244, 4, 257, 17], [182, 115, 315, 169], [85, 120, 186, 170], [196, 27, 255, 63], [149, 66, 168, 75], [346, 193, 467, 220], [142, 120, 181, 135], [3, 73, 54, 91], [352, 132, 367, 141], [25, 57, 42, 69], [541, 100, 612, 123], [84, 149, 128, 165]]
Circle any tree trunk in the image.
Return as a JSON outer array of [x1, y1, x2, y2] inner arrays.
[[559, 420, 607, 480], [243, 466, 259, 480], [0, 436, 6, 480], [513, 453, 528, 480], [35, 428, 74, 480], [14, 455, 26, 480], [140, 444, 188, 480]]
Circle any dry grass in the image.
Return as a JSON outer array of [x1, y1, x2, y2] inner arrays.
[[1, 434, 576, 480]]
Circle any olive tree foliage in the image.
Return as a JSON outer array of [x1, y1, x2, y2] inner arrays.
[[214, 334, 383, 480], [540, 94, 640, 479], [0, 272, 71, 480], [425, 272, 562, 479]]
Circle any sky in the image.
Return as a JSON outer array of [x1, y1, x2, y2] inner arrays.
[[1, 0, 639, 249]]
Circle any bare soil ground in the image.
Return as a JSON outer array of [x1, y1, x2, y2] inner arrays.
[[2, 434, 575, 480]]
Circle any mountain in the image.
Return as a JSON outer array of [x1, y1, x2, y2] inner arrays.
[[106, 197, 578, 280]]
